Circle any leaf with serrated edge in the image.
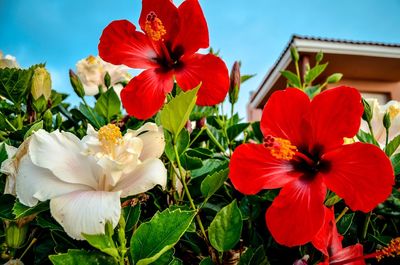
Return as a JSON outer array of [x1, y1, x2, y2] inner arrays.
[[49, 249, 117, 265], [201, 168, 229, 200], [130, 208, 196, 265]]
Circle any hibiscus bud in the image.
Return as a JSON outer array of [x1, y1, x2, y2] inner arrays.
[[326, 73, 343, 84], [185, 120, 193, 134], [69, 69, 85, 98], [383, 111, 391, 130], [31, 67, 52, 101], [229, 61, 241, 105], [290, 46, 299, 62], [43, 109, 53, 130], [5, 221, 29, 249], [196, 117, 206, 128], [362, 98, 373, 122], [104, 71, 111, 88], [315, 51, 323, 63]]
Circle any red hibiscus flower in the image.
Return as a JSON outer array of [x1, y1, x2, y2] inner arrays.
[[312, 207, 365, 265], [98, 0, 229, 119], [229, 86, 394, 246]]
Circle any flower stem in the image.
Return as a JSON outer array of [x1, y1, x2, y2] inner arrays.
[[367, 121, 375, 140], [189, 126, 206, 147], [362, 211, 372, 240], [205, 127, 226, 154], [117, 215, 128, 265], [335, 207, 349, 223], [385, 128, 389, 147], [82, 97, 102, 128]]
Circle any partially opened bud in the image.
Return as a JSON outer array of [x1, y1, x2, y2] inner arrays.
[[229, 61, 241, 105], [31, 67, 52, 101]]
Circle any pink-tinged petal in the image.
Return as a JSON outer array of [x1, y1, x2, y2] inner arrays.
[[229, 143, 300, 194], [50, 190, 121, 240], [16, 156, 92, 207], [308, 86, 363, 153], [121, 68, 173, 119], [261, 88, 310, 148], [99, 20, 158, 69], [175, 53, 229, 106], [330, 244, 365, 265], [266, 176, 327, 246], [312, 207, 343, 257], [173, 0, 209, 55], [29, 130, 98, 188], [322, 142, 394, 213], [139, 0, 179, 44]]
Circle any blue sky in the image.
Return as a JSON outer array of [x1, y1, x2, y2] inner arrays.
[[1, 0, 400, 118]]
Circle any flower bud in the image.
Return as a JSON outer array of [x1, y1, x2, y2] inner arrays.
[[104, 71, 111, 88], [383, 111, 391, 130], [31, 67, 52, 101], [362, 98, 373, 122], [229, 61, 241, 105], [326, 73, 343, 84], [196, 117, 206, 128], [315, 51, 323, 63], [55, 113, 63, 129], [43, 109, 53, 130], [290, 46, 299, 62], [69, 69, 85, 98], [5, 221, 29, 249], [185, 120, 193, 134]]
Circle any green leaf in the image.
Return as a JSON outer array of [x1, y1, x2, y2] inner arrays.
[[227, 123, 250, 141], [385, 134, 400, 157], [123, 204, 141, 232], [251, 122, 263, 143], [0, 194, 16, 220], [189, 105, 216, 120], [280, 70, 301, 88], [208, 200, 243, 252], [82, 232, 119, 259], [239, 245, 269, 265], [304, 85, 321, 99], [191, 159, 228, 178], [151, 249, 174, 265], [164, 129, 189, 162], [23, 120, 43, 139], [0, 67, 33, 105], [12, 200, 49, 219], [199, 257, 214, 265], [94, 88, 121, 122], [337, 213, 355, 235], [326, 73, 343, 84], [179, 153, 203, 170], [186, 148, 213, 159], [0, 142, 9, 165], [368, 234, 392, 245], [35, 216, 63, 231], [160, 86, 199, 140], [79, 103, 106, 129], [240, 74, 256, 84], [49, 249, 117, 265], [356, 130, 379, 146], [391, 153, 400, 175], [325, 193, 342, 207], [201, 169, 229, 200], [130, 208, 196, 265], [304, 63, 328, 85]]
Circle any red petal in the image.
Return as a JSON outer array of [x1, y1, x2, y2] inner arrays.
[[312, 207, 343, 257], [229, 143, 300, 195], [322, 142, 394, 212], [330, 244, 365, 265], [266, 176, 327, 246], [120, 68, 173, 120], [139, 0, 179, 44], [99, 20, 158, 69], [175, 53, 229, 106], [260, 88, 310, 147], [307, 86, 363, 153], [172, 0, 209, 55]]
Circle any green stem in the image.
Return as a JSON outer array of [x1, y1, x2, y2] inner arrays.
[[385, 128, 389, 147], [82, 97, 102, 128], [205, 127, 226, 154], [173, 144, 208, 242], [294, 60, 303, 89], [335, 207, 349, 223], [362, 211, 372, 240], [319, 81, 329, 91], [367, 121, 375, 140], [189, 127, 206, 147], [230, 102, 235, 119], [5, 118, 17, 131], [117, 215, 128, 265]]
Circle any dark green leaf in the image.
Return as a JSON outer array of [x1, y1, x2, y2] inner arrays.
[[191, 159, 228, 178], [356, 130, 379, 146], [304, 85, 321, 99], [186, 148, 213, 159], [239, 245, 269, 265], [123, 204, 141, 232], [79, 103, 105, 129], [385, 134, 400, 157], [190, 105, 216, 121], [49, 249, 117, 265], [391, 153, 400, 175], [0, 194, 15, 220], [12, 200, 49, 219], [179, 153, 203, 170], [164, 129, 189, 162], [227, 123, 250, 141], [199, 257, 214, 265], [208, 200, 243, 252], [240, 74, 256, 84], [35, 216, 63, 231], [130, 208, 196, 265], [280, 70, 301, 88], [94, 88, 121, 122], [0, 67, 33, 104], [337, 213, 355, 235], [82, 231, 119, 259], [304, 63, 328, 85], [24, 120, 43, 139], [201, 169, 229, 200], [0, 142, 9, 165]]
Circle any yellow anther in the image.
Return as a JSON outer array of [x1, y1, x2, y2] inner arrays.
[[388, 105, 400, 119], [375, 237, 400, 261], [145, 11, 166, 41], [86, 55, 97, 64], [264, 136, 297, 160], [98, 124, 122, 155]]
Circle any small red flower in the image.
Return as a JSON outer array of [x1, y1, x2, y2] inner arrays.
[[229, 86, 394, 246], [98, 0, 229, 119]]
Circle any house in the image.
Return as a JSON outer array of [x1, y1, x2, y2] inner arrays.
[[247, 35, 400, 121]]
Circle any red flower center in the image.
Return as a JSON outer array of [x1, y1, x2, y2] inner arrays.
[[145, 11, 167, 41]]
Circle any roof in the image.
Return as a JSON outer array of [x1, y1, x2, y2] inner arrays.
[[249, 35, 400, 109]]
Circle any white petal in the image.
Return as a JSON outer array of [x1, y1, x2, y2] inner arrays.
[[50, 190, 121, 240], [16, 156, 92, 207], [126, 123, 165, 160], [113, 158, 167, 197], [29, 129, 98, 188]]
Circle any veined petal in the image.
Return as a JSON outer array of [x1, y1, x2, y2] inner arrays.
[[99, 20, 158, 69], [329, 244, 365, 265], [16, 156, 92, 207], [139, 0, 179, 44], [121, 68, 173, 120], [266, 176, 326, 246], [112, 158, 167, 197], [260, 88, 310, 148], [229, 143, 300, 194], [308, 86, 363, 153], [321, 142, 394, 212], [173, 0, 209, 55], [29, 130, 98, 188], [175, 53, 229, 106], [50, 190, 121, 240]]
